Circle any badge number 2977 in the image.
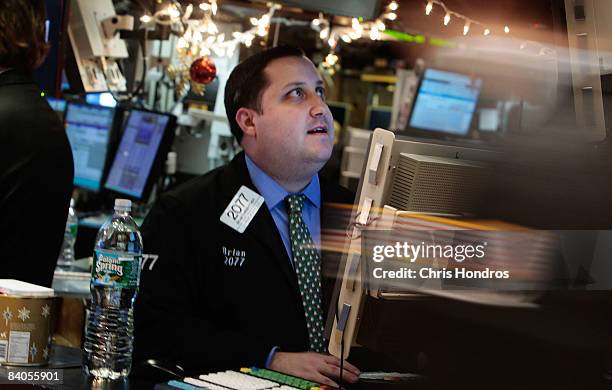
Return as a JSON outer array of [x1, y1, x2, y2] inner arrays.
[[220, 186, 264, 233]]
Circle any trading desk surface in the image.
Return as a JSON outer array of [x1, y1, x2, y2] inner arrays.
[[0, 345, 429, 390], [2, 343, 611, 389]]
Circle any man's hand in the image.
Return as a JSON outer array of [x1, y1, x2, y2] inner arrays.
[[269, 351, 360, 388]]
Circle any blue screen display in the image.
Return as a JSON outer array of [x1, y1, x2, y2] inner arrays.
[[104, 110, 170, 199], [85, 92, 117, 108], [46, 97, 66, 114], [65, 103, 115, 191], [409, 69, 482, 136]]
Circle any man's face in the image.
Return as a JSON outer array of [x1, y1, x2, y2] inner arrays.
[[251, 56, 334, 180]]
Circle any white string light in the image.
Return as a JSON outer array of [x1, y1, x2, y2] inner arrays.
[[318, 1, 401, 74], [328, 35, 337, 49], [325, 53, 338, 66], [167, 5, 180, 19], [422, 0, 509, 37], [320, 27, 330, 39], [425, 1, 434, 16], [315, 0, 398, 52], [210, 0, 218, 16], [160, 1, 282, 61], [369, 27, 381, 40], [384, 12, 397, 21]]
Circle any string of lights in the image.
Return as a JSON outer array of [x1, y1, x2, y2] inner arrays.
[[424, 0, 510, 36], [140, 1, 280, 59], [315, 1, 400, 71], [136, 1, 512, 84], [139, 1, 281, 98]]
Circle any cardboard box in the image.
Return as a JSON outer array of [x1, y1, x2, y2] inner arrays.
[[0, 280, 56, 366]]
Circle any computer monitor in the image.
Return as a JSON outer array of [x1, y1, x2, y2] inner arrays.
[[406, 68, 482, 137], [64, 102, 116, 191], [85, 92, 117, 108], [365, 106, 392, 130], [104, 109, 176, 200], [326, 128, 612, 387], [328, 127, 500, 347], [327, 101, 351, 128], [47, 97, 67, 118]]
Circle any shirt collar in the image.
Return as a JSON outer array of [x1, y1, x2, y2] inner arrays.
[[245, 154, 321, 210]]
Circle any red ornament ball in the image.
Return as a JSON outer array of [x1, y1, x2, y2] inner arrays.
[[189, 57, 217, 85]]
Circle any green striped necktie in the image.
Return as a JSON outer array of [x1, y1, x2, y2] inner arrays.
[[285, 194, 326, 353]]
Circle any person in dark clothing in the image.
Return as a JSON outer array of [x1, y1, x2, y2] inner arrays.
[[0, 0, 74, 287], [135, 46, 359, 386]]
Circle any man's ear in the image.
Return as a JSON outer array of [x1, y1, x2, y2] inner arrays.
[[235, 108, 258, 138]]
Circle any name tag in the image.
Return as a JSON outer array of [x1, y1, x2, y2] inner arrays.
[[220, 185, 264, 233]]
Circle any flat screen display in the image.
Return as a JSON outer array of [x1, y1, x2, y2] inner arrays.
[[104, 110, 171, 199], [408, 69, 482, 136], [86, 92, 117, 108], [47, 97, 67, 114], [368, 107, 392, 130], [328, 103, 348, 127], [64, 103, 115, 191]]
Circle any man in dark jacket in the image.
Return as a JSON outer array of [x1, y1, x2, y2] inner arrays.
[[135, 46, 359, 386], [0, 0, 74, 287]]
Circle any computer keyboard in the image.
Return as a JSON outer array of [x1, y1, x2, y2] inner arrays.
[[244, 367, 321, 389], [160, 367, 329, 390]]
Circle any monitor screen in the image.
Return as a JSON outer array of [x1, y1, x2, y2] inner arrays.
[[327, 102, 349, 128], [47, 97, 67, 117], [86, 92, 117, 108], [64, 103, 115, 191], [104, 110, 173, 199], [408, 68, 482, 136], [367, 106, 392, 130]]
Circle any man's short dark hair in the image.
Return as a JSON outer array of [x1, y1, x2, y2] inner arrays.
[[224, 45, 305, 144], [0, 0, 49, 72]]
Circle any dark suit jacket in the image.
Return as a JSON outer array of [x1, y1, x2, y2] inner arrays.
[[0, 70, 73, 287], [135, 152, 353, 373]]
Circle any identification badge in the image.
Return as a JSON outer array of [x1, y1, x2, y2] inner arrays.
[[220, 185, 264, 233]]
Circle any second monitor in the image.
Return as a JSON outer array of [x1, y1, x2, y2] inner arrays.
[[406, 68, 482, 137], [64, 102, 116, 192], [104, 109, 176, 200]]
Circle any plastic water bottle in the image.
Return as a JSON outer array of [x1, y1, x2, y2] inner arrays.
[[56, 198, 78, 270], [84, 199, 143, 379]]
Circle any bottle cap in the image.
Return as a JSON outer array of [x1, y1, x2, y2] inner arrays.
[[114, 198, 132, 211]]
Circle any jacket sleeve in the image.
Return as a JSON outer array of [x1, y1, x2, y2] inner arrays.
[[134, 194, 272, 373], [0, 140, 73, 287]]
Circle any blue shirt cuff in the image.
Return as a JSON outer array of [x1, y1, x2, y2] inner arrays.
[[265, 346, 281, 368]]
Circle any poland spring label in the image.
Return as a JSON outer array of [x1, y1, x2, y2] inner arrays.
[[92, 249, 141, 288]]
